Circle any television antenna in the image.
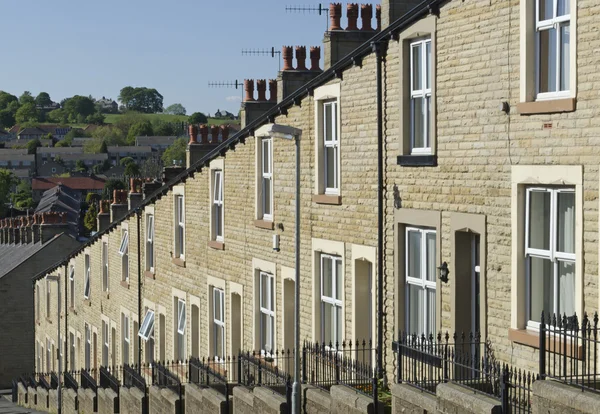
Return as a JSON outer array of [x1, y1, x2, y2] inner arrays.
[[241, 47, 282, 71]]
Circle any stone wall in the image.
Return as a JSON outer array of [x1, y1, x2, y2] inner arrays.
[[185, 383, 228, 414], [120, 386, 146, 414], [77, 387, 97, 414], [532, 381, 600, 414], [97, 387, 119, 413], [232, 385, 288, 414], [149, 385, 181, 414], [63, 388, 78, 414], [304, 386, 331, 414]]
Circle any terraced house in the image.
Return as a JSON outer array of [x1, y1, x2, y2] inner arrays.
[[25, 0, 600, 413]]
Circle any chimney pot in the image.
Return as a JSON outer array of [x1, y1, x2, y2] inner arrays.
[[256, 79, 267, 101], [100, 200, 110, 214], [295, 46, 307, 71], [130, 178, 142, 194], [220, 125, 230, 141], [347, 3, 359, 30], [282, 46, 294, 71], [268, 79, 278, 102], [211, 125, 220, 143], [330, 3, 342, 30], [361, 4, 373, 31], [244, 79, 255, 102], [199, 124, 209, 144], [310, 46, 321, 71], [376, 4, 381, 31], [188, 124, 199, 144], [113, 189, 127, 205]]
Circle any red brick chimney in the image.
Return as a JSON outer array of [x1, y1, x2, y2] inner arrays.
[[330, 3, 342, 30], [199, 124, 209, 144], [310, 47, 321, 71], [282, 46, 294, 71], [256, 79, 267, 101], [347, 4, 359, 30], [188, 124, 198, 144], [111, 189, 128, 223], [268, 79, 278, 102], [210, 125, 220, 143], [129, 178, 143, 210], [295, 46, 308, 71], [40, 212, 69, 244], [244, 79, 255, 102], [221, 125, 230, 141], [361, 4, 373, 31]]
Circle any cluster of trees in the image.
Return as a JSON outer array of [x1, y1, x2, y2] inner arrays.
[[118, 87, 164, 114], [48, 95, 105, 125]]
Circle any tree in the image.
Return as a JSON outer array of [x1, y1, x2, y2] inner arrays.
[[126, 120, 154, 144], [0, 91, 18, 110], [12, 180, 34, 209], [0, 169, 18, 216], [118, 86, 163, 113], [165, 103, 186, 115], [47, 108, 69, 124], [99, 140, 108, 153], [162, 137, 187, 166], [188, 112, 208, 124], [124, 161, 140, 177], [75, 160, 88, 173], [92, 126, 126, 146], [83, 202, 98, 234], [35, 92, 52, 107], [19, 91, 34, 105], [103, 179, 126, 200], [85, 111, 105, 125], [0, 109, 15, 129], [63, 95, 95, 122], [26, 139, 41, 155], [153, 121, 176, 136], [15, 102, 39, 124]]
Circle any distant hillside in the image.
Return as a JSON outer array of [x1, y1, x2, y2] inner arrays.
[[104, 113, 238, 126]]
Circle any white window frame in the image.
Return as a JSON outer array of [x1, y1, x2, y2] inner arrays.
[[535, 0, 571, 100], [323, 101, 339, 195], [84, 254, 91, 299], [259, 272, 275, 355], [524, 187, 576, 330], [410, 38, 432, 154], [46, 338, 52, 372], [84, 323, 91, 370], [69, 332, 76, 371], [213, 287, 225, 360], [102, 320, 109, 367], [138, 310, 155, 341], [122, 313, 130, 365], [102, 242, 109, 292], [175, 195, 185, 259], [146, 214, 154, 272], [46, 279, 51, 318], [69, 265, 75, 309], [320, 254, 343, 347], [405, 227, 437, 336], [177, 298, 186, 335], [120, 230, 129, 282], [261, 138, 273, 221], [213, 170, 224, 241]]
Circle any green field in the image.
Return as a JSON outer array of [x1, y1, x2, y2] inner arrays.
[[104, 113, 237, 126]]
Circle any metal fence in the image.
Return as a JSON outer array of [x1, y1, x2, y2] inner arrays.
[[539, 311, 600, 393], [239, 349, 293, 407], [302, 339, 378, 409], [100, 366, 120, 413], [189, 356, 234, 399], [392, 331, 534, 413]]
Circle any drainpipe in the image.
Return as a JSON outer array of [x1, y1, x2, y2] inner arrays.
[[372, 39, 386, 380], [137, 209, 142, 371], [64, 263, 68, 373]]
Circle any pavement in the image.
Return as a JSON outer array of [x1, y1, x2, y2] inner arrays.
[[0, 394, 46, 414]]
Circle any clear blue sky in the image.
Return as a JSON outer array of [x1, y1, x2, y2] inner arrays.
[[0, 0, 329, 116]]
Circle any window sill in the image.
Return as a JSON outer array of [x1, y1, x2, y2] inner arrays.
[[120, 281, 130, 289], [254, 219, 274, 230], [208, 240, 225, 250], [172, 257, 186, 268], [312, 194, 342, 205], [517, 98, 576, 115], [83, 299, 91, 306], [508, 328, 583, 359], [145, 270, 155, 280], [397, 155, 437, 167]]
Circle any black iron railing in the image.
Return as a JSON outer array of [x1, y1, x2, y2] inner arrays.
[[302, 339, 378, 406], [123, 364, 148, 393], [37, 373, 51, 391], [239, 350, 293, 396], [152, 361, 183, 413], [64, 371, 78, 391], [100, 366, 120, 413], [51, 372, 59, 389], [189, 356, 233, 398], [539, 312, 600, 393]]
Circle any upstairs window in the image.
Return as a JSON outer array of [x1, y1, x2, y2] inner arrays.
[[119, 230, 129, 282], [138, 310, 155, 341], [526, 187, 575, 327], [410, 39, 432, 154], [323, 101, 339, 194], [84, 254, 91, 299], [175, 196, 185, 259], [212, 170, 224, 242], [69, 266, 75, 309], [260, 138, 273, 221], [46, 279, 51, 318], [146, 214, 154, 272], [102, 242, 109, 292], [536, 0, 570, 99]]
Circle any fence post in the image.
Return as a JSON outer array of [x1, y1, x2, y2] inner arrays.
[[238, 353, 242, 385], [539, 312, 546, 379], [258, 356, 262, 386], [372, 376, 378, 413], [500, 364, 509, 414], [335, 347, 340, 384], [302, 345, 307, 383]]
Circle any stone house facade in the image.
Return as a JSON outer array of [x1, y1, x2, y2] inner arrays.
[[31, 0, 600, 388]]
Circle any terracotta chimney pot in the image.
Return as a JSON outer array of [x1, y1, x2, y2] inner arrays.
[[256, 79, 267, 101], [347, 3, 359, 30], [376, 4, 381, 31], [221, 125, 230, 141], [100, 200, 110, 214], [330, 3, 342, 30], [211, 125, 220, 143], [282, 46, 294, 71], [361, 4, 373, 31], [310, 47, 321, 71], [244, 79, 255, 102], [268, 79, 278, 102], [188, 124, 199, 144], [295, 46, 307, 71], [199, 124, 209, 144]]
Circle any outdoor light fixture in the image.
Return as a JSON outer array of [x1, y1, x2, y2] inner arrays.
[[438, 262, 449, 284]]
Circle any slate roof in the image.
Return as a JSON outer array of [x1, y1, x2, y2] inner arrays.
[[35, 185, 80, 236], [0, 241, 47, 279]]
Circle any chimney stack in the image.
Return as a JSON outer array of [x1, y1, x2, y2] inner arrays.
[[323, 2, 379, 69], [97, 200, 110, 233], [40, 212, 69, 244], [142, 179, 162, 200], [129, 178, 143, 210], [241, 78, 279, 128], [162, 165, 185, 183], [376, 4, 381, 31], [13, 218, 20, 245], [32, 214, 41, 244], [111, 189, 128, 223], [380, 0, 421, 30], [186, 124, 222, 168], [277, 45, 322, 102]]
